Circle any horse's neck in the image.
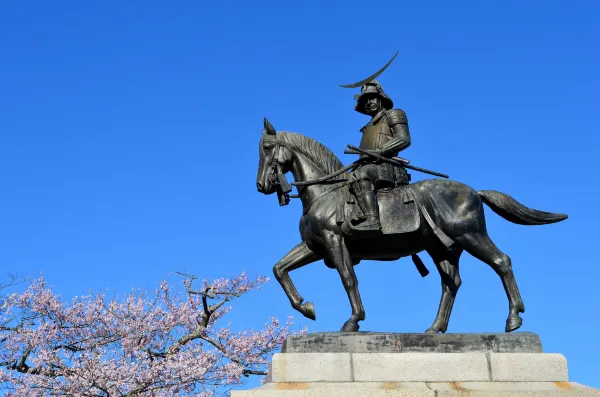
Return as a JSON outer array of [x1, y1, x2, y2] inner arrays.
[[291, 152, 343, 212]]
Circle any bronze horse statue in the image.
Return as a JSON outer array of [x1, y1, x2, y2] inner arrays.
[[256, 118, 567, 333]]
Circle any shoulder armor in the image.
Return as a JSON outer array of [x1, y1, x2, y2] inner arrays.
[[386, 109, 408, 126], [359, 121, 370, 133]]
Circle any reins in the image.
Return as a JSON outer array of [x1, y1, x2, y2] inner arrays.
[[286, 161, 362, 207], [301, 182, 348, 215], [291, 160, 362, 187], [268, 139, 361, 203]]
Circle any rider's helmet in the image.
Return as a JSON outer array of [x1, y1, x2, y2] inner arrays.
[[354, 80, 394, 115]]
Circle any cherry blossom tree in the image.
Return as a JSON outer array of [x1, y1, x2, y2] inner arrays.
[[0, 272, 302, 397]]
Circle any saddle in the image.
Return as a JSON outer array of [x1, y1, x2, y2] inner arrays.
[[338, 184, 420, 236], [338, 184, 455, 248]]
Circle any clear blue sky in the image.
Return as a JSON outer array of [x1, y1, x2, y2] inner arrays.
[[1, 0, 599, 390]]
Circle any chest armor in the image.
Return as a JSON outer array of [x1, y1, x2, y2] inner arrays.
[[359, 115, 393, 151]]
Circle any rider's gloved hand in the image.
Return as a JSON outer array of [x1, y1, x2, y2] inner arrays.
[[368, 149, 383, 163]]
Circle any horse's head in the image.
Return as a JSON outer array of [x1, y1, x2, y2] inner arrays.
[[256, 118, 294, 195]]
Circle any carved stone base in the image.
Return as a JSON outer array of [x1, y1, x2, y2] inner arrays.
[[230, 333, 600, 396]]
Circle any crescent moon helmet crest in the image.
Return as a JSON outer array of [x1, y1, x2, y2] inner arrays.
[[338, 50, 399, 88]]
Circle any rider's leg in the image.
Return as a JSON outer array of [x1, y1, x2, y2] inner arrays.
[[350, 165, 381, 233]]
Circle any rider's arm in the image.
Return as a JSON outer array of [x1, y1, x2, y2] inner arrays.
[[380, 109, 411, 156]]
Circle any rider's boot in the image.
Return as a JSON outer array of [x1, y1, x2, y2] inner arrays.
[[351, 180, 381, 235]]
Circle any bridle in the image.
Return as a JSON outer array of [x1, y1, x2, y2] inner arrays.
[[263, 138, 355, 210], [264, 140, 294, 206]]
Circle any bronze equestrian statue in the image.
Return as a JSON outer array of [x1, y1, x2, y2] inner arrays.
[[255, 55, 567, 334]]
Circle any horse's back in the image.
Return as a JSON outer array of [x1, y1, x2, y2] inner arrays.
[[411, 178, 484, 235]]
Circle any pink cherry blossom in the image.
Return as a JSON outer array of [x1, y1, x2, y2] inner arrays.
[[0, 273, 305, 396]]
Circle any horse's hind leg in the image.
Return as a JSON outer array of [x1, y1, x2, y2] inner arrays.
[[273, 242, 321, 320], [425, 248, 463, 334], [455, 232, 525, 332]]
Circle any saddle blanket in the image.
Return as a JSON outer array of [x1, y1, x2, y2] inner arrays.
[[339, 185, 420, 235]]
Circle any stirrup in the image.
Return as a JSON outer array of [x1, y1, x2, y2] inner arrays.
[[355, 218, 381, 231], [342, 216, 381, 237]]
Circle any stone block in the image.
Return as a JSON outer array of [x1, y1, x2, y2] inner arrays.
[[352, 353, 490, 382], [436, 390, 599, 396], [257, 382, 432, 390], [282, 332, 543, 353], [430, 381, 599, 394], [230, 382, 600, 396], [489, 353, 569, 382], [269, 353, 352, 383], [231, 391, 435, 397], [231, 383, 435, 397]]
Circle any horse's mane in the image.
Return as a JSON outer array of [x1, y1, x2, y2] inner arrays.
[[277, 132, 346, 177]]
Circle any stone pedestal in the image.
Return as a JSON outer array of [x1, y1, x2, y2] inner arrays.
[[231, 333, 600, 396]]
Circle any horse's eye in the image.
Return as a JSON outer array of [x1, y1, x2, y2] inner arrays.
[[263, 144, 274, 151]]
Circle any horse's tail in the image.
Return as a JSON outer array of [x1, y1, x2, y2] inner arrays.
[[478, 190, 568, 225]]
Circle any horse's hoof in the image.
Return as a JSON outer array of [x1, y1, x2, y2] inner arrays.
[[341, 321, 360, 332], [299, 302, 316, 321], [424, 324, 446, 334], [505, 315, 523, 332]]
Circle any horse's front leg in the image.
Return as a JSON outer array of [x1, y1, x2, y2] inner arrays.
[[322, 231, 365, 332], [273, 241, 321, 320]]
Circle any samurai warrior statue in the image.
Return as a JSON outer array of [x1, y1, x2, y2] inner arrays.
[[345, 80, 411, 236]]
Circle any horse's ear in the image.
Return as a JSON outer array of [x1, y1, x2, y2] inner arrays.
[[263, 117, 276, 136]]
